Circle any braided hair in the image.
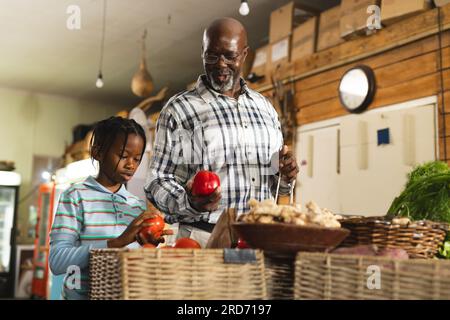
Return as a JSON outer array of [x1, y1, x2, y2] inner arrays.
[[90, 116, 146, 170]]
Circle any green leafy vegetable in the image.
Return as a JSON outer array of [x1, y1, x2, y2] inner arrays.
[[386, 161, 450, 222]]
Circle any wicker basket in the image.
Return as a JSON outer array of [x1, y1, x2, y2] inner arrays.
[[264, 252, 296, 300], [89, 249, 123, 300], [339, 217, 447, 259], [294, 252, 450, 300], [90, 248, 267, 300]]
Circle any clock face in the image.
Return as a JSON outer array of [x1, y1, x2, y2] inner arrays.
[[338, 66, 376, 114]]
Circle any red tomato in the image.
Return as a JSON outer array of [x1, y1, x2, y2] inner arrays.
[[142, 243, 156, 249], [173, 237, 202, 249], [192, 171, 220, 196], [139, 215, 165, 241], [237, 238, 250, 249]]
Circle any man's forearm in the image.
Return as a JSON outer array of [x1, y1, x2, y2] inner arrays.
[[145, 178, 205, 222]]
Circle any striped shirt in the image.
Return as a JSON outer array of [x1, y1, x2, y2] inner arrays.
[[49, 176, 145, 300], [145, 75, 291, 225]]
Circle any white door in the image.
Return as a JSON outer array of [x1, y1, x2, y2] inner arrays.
[[296, 124, 341, 213], [338, 104, 437, 216]]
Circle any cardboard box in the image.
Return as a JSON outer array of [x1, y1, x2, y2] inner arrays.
[[266, 36, 291, 80], [249, 45, 269, 77], [291, 17, 318, 62], [317, 6, 345, 51], [340, 0, 381, 39], [268, 37, 291, 75], [381, 0, 432, 25], [434, 0, 450, 7], [269, 1, 314, 43]]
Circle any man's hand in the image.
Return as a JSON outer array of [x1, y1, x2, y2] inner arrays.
[[279, 145, 299, 184], [186, 177, 222, 212]]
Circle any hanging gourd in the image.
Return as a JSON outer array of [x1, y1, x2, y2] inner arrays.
[[131, 29, 154, 97]]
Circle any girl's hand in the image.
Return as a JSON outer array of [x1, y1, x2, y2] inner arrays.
[[136, 228, 174, 246], [107, 212, 169, 248]]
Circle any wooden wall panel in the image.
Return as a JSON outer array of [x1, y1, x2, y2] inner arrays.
[[439, 112, 450, 137], [291, 5, 450, 81], [296, 72, 449, 125], [296, 51, 442, 109], [438, 90, 450, 113], [439, 135, 450, 160], [295, 32, 450, 93]]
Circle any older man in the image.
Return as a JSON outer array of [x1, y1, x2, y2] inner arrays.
[[145, 17, 299, 246]]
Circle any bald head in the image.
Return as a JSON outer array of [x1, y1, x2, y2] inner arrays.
[[201, 17, 249, 96], [203, 17, 248, 49]]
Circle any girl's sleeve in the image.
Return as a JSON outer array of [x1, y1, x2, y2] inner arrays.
[[49, 190, 108, 275]]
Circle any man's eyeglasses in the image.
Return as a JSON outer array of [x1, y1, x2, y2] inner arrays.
[[202, 52, 243, 65]]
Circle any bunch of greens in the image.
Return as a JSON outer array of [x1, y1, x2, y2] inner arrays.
[[386, 161, 450, 222], [387, 161, 450, 259]]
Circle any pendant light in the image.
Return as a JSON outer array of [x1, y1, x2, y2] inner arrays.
[[239, 0, 250, 16], [96, 0, 107, 88], [131, 29, 154, 97]]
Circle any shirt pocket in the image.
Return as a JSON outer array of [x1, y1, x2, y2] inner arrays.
[[245, 118, 282, 176], [201, 119, 231, 171]]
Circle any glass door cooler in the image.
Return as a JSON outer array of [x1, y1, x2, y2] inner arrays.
[[0, 171, 21, 298]]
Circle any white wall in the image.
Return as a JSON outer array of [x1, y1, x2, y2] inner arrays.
[[0, 86, 124, 243]]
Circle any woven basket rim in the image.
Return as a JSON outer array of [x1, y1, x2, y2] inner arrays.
[[296, 251, 450, 264], [340, 216, 449, 231]]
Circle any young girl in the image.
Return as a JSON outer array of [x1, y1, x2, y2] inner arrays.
[[49, 116, 167, 300]]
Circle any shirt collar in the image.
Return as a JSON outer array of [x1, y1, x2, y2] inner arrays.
[[195, 74, 251, 104], [83, 175, 129, 201]]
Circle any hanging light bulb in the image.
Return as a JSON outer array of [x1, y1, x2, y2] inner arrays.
[[239, 0, 250, 16], [96, 72, 104, 88], [95, 0, 107, 89]]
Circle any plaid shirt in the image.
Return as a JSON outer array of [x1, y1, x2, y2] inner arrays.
[[145, 75, 291, 224]]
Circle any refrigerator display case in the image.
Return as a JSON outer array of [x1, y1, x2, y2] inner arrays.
[[0, 171, 21, 298], [31, 182, 55, 299]]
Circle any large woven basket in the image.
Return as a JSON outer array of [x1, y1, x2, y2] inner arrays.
[[90, 248, 267, 300], [294, 252, 450, 300], [89, 249, 123, 300], [339, 217, 447, 259], [264, 252, 296, 300]]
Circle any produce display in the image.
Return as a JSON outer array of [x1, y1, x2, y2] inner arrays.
[[238, 199, 343, 228], [192, 170, 220, 196]]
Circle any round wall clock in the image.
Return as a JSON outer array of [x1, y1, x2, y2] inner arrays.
[[338, 65, 376, 114]]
